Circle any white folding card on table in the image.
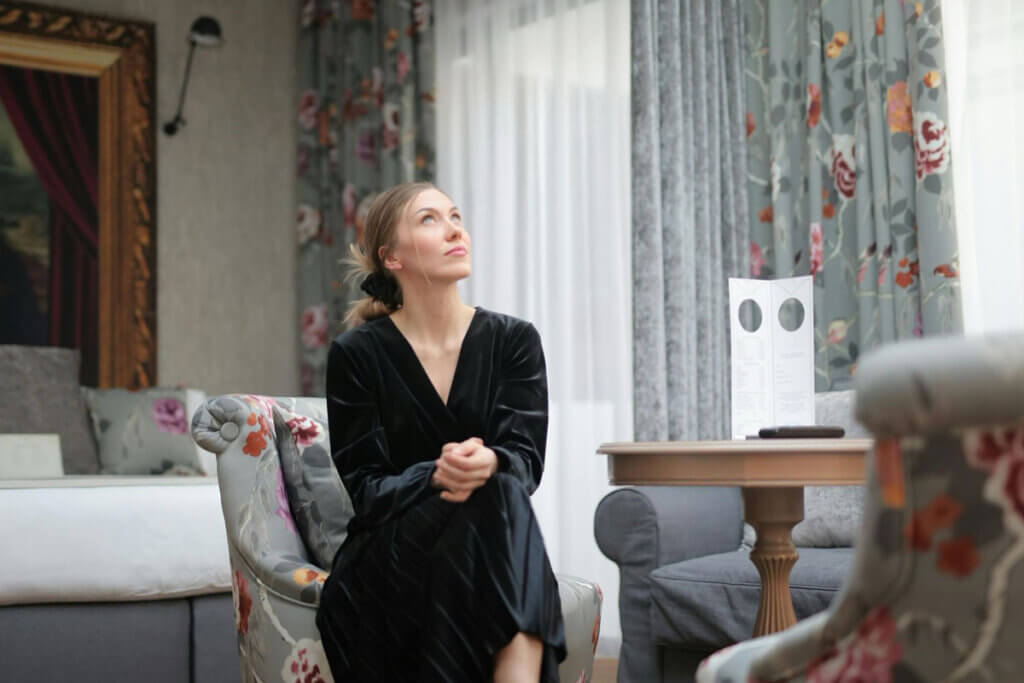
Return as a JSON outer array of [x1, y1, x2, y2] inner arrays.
[[729, 276, 815, 440]]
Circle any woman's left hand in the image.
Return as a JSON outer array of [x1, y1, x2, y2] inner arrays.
[[434, 437, 499, 503]]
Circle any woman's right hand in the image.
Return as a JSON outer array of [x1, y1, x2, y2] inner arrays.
[[432, 437, 498, 502]]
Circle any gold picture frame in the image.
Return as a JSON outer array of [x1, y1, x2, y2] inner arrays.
[[0, 2, 156, 388]]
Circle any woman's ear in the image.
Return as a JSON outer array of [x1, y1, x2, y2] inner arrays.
[[379, 245, 402, 272]]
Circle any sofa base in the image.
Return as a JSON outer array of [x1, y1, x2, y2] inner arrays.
[[0, 594, 240, 683]]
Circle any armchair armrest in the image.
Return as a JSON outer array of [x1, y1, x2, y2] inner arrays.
[[595, 486, 743, 568], [594, 486, 742, 683], [192, 395, 324, 606]]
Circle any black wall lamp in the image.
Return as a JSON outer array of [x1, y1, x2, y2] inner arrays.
[[163, 16, 223, 136]]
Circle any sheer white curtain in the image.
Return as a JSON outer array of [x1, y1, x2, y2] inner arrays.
[[435, 0, 632, 652], [942, 0, 1024, 333]]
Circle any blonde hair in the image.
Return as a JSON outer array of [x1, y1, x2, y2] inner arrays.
[[343, 181, 439, 327]]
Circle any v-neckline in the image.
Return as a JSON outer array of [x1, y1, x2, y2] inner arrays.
[[383, 306, 481, 411]]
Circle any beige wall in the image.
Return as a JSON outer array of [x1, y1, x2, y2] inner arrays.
[[71, 0, 298, 396]]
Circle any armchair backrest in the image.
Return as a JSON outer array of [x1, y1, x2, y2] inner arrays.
[[809, 333, 1024, 674], [272, 398, 352, 568]]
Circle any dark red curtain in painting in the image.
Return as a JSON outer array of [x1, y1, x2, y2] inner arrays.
[[0, 66, 99, 385]]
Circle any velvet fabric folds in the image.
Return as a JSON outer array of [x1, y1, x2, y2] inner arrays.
[[316, 306, 566, 682]]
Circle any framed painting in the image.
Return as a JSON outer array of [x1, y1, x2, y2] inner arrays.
[[0, 1, 155, 388]]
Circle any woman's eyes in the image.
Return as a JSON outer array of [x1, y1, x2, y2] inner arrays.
[[420, 213, 461, 224]]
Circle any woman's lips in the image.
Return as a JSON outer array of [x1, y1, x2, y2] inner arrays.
[[445, 247, 467, 256]]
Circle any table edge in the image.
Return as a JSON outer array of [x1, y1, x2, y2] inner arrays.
[[597, 438, 873, 456]]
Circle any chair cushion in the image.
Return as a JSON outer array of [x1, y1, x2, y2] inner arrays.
[[273, 402, 353, 569], [649, 547, 852, 652]]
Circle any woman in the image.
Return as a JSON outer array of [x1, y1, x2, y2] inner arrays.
[[316, 182, 566, 682]]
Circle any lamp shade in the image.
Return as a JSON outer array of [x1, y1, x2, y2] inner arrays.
[[189, 16, 223, 47]]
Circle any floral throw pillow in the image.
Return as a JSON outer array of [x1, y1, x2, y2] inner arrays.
[[82, 387, 207, 475], [273, 405, 352, 569]]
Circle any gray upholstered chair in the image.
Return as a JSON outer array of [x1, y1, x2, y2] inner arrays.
[[192, 394, 602, 683], [595, 391, 867, 683], [697, 332, 1024, 682]]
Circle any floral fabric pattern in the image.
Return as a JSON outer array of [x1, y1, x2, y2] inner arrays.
[[243, 402, 273, 458], [966, 426, 1024, 535], [275, 468, 299, 535], [807, 608, 902, 683], [286, 414, 323, 448], [296, 0, 436, 396], [744, 0, 962, 390], [281, 638, 334, 683], [292, 567, 329, 587], [301, 304, 329, 350], [152, 398, 187, 435], [232, 569, 252, 635]]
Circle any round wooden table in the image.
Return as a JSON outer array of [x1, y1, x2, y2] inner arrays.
[[597, 438, 871, 637]]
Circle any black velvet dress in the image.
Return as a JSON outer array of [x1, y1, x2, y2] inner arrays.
[[316, 306, 566, 682]]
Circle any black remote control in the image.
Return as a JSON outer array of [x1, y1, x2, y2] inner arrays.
[[757, 425, 845, 439]]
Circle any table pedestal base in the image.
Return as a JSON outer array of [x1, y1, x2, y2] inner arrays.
[[742, 486, 804, 637]]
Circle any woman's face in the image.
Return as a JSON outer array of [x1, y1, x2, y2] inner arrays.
[[385, 188, 471, 285]]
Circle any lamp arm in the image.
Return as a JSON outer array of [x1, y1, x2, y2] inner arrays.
[[164, 40, 197, 134]]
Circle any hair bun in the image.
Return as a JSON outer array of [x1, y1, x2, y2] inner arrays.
[[359, 271, 401, 308]]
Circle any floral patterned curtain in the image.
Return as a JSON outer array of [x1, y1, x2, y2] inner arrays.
[[297, 0, 436, 395], [744, 0, 962, 391]]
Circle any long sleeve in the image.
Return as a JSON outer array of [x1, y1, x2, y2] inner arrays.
[[326, 336, 436, 532], [486, 321, 549, 494]]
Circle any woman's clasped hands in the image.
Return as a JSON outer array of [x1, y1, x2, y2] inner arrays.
[[432, 436, 499, 502]]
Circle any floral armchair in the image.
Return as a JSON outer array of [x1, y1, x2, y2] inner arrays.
[[192, 395, 602, 683], [697, 333, 1024, 683]]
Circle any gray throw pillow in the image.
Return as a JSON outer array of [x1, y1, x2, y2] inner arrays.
[[793, 485, 865, 547], [743, 390, 868, 548], [273, 405, 352, 569], [0, 345, 99, 474], [743, 485, 865, 549], [82, 387, 205, 475], [814, 390, 869, 439], [796, 391, 868, 546]]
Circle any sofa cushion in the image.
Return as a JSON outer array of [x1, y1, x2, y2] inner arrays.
[[649, 547, 852, 652], [82, 387, 206, 475], [0, 345, 99, 474]]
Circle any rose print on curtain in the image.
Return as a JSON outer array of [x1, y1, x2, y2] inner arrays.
[[296, 0, 436, 395], [744, 0, 962, 391]]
